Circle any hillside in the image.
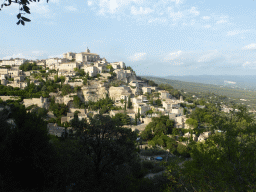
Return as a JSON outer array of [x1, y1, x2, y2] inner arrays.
[[141, 75, 256, 110], [163, 75, 256, 91]]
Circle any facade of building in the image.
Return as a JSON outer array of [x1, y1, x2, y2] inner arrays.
[[75, 48, 100, 63], [142, 87, 151, 94], [159, 90, 170, 99], [1, 59, 27, 66], [46, 58, 68, 66], [63, 52, 76, 60], [84, 66, 99, 77], [56, 62, 79, 72], [8, 70, 22, 78]]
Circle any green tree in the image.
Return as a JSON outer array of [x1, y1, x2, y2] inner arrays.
[[145, 109, 153, 117], [113, 113, 131, 126], [5, 65, 11, 69], [0, 104, 57, 191], [166, 119, 175, 134], [140, 122, 155, 140], [61, 84, 72, 96], [70, 114, 87, 139], [78, 114, 138, 190], [127, 95, 132, 109], [73, 95, 82, 108], [154, 122, 167, 136], [59, 76, 65, 86], [31, 106, 48, 118], [82, 78, 87, 85], [185, 118, 198, 129], [155, 98, 162, 106], [0, 0, 50, 25]]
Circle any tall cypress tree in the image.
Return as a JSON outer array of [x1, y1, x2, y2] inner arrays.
[[124, 96, 127, 111]]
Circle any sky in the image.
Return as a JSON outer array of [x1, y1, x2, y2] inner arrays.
[[0, 0, 256, 77]]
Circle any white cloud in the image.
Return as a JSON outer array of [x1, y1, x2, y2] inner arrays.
[[31, 51, 45, 57], [3, 53, 25, 60], [189, 7, 200, 16], [90, 0, 202, 25], [50, 0, 60, 4], [216, 19, 227, 24], [30, 1, 50, 15], [131, 6, 153, 15], [129, 52, 147, 61], [242, 43, 256, 50], [204, 25, 211, 28], [197, 50, 220, 63], [202, 16, 210, 20], [65, 6, 78, 12], [227, 30, 249, 36], [48, 54, 63, 58], [95, 0, 144, 15], [88, 1, 93, 6], [164, 51, 182, 61], [148, 17, 167, 23], [32, 51, 41, 54], [168, 7, 183, 21], [170, 0, 184, 5]]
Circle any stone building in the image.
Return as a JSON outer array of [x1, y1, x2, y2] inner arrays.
[[56, 62, 80, 72], [1, 58, 26, 66], [109, 86, 132, 102], [114, 69, 137, 83], [46, 58, 68, 66], [0, 68, 8, 76], [75, 48, 100, 63], [110, 61, 125, 69], [158, 90, 170, 99], [63, 52, 76, 60]]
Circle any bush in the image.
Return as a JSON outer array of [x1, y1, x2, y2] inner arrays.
[[176, 143, 190, 158], [19, 62, 41, 71], [61, 84, 73, 96]]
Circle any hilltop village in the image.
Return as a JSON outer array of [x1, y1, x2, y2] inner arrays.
[[0, 48, 230, 144], [1, 48, 255, 192]]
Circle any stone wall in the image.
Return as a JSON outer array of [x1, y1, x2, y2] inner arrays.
[[68, 81, 83, 87], [54, 95, 74, 106], [82, 86, 108, 102], [23, 96, 48, 109], [0, 96, 20, 101], [109, 86, 132, 101], [69, 108, 86, 113]]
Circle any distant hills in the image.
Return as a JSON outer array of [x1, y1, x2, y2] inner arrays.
[[162, 75, 256, 91], [141, 75, 256, 110]]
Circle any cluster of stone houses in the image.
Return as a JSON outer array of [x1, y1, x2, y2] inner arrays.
[[0, 48, 219, 143]]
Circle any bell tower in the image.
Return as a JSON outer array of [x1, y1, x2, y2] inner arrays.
[[86, 47, 90, 53]]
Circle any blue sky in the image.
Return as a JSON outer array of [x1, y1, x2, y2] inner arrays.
[[1, 0, 256, 76]]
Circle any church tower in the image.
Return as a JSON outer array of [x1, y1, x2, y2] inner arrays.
[[86, 47, 90, 53]]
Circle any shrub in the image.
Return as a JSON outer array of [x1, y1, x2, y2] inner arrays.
[[176, 143, 190, 158]]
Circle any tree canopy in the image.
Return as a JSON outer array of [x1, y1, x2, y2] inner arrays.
[[0, 0, 49, 25]]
